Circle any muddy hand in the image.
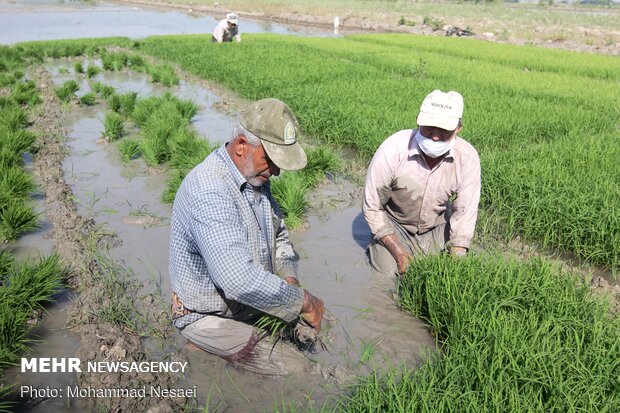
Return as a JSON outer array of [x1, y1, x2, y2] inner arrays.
[[285, 276, 300, 286], [301, 290, 324, 332]]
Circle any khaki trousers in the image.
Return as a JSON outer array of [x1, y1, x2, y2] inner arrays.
[[367, 221, 450, 276]]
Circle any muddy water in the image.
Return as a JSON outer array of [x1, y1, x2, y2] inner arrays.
[[290, 206, 435, 371], [0, 0, 341, 45], [3, 291, 84, 413], [14, 61, 435, 411]]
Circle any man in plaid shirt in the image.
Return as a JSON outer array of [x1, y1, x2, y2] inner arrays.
[[169, 98, 324, 375]]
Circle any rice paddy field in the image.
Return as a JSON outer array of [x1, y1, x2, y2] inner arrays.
[[1, 5, 619, 412]]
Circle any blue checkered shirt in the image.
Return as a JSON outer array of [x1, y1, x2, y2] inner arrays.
[[169, 145, 304, 329]]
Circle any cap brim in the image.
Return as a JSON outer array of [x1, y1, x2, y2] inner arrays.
[[261, 140, 307, 171], [417, 112, 459, 131]]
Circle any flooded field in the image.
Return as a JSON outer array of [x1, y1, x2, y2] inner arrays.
[[0, 0, 342, 45], [3, 55, 434, 411]]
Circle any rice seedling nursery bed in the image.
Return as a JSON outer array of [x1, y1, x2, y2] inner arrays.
[[1, 31, 619, 412]]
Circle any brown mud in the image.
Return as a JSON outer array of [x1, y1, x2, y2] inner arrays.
[[8, 39, 618, 411], [25, 66, 186, 413], [111, 0, 619, 56]]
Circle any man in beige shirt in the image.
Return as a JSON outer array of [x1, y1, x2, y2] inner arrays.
[[212, 13, 241, 43], [363, 90, 481, 276]]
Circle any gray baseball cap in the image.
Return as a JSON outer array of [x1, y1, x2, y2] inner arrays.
[[240, 98, 307, 171]]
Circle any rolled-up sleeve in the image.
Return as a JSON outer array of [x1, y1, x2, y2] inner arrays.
[[189, 190, 304, 322], [449, 151, 481, 249]]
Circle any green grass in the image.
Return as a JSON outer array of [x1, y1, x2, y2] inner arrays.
[[117, 138, 142, 162], [73, 61, 84, 74], [54, 79, 79, 102], [79, 91, 97, 106], [11, 80, 41, 106], [270, 173, 310, 230], [86, 65, 100, 78], [331, 254, 620, 412], [106, 92, 138, 116], [0, 96, 39, 242], [102, 111, 124, 141], [101, 50, 129, 71], [0, 255, 64, 367], [91, 81, 115, 98], [136, 33, 620, 271], [149, 63, 180, 86]]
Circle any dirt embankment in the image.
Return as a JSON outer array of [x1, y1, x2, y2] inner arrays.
[[30, 66, 187, 413], [112, 0, 619, 56]]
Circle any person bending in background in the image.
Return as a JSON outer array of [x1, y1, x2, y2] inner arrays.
[[363, 90, 481, 276], [212, 12, 241, 43], [169, 98, 324, 375]]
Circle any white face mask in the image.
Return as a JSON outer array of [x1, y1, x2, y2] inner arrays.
[[414, 130, 456, 158]]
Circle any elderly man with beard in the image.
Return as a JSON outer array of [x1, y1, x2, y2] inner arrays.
[[363, 90, 481, 276], [169, 98, 324, 375]]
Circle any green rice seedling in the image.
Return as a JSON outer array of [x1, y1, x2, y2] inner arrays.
[[118, 91, 137, 117], [338, 253, 620, 413], [303, 146, 341, 186], [172, 96, 199, 121], [0, 129, 37, 154], [91, 81, 115, 98], [128, 53, 146, 71], [58, 67, 69, 74], [0, 382, 16, 411], [11, 80, 41, 106], [149, 63, 179, 87], [163, 170, 186, 203], [0, 200, 38, 242], [106, 93, 122, 113], [73, 61, 84, 74], [0, 167, 36, 202], [0, 96, 13, 109], [106, 92, 137, 116], [0, 254, 63, 366], [88, 252, 156, 337], [117, 138, 141, 162], [254, 314, 291, 342], [0, 303, 30, 366], [358, 339, 379, 364], [2, 254, 63, 309], [0, 104, 28, 132], [102, 111, 124, 141], [86, 65, 100, 78], [0, 147, 23, 170], [79, 91, 97, 106], [140, 134, 170, 166], [131, 96, 160, 127], [168, 128, 215, 170], [54, 79, 79, 102], [139, 101, 186, 165], [270, 172, 309, 230], [101, 51, 129, 71], [136, 33, 620, 270], [0, 249, 14, 275]]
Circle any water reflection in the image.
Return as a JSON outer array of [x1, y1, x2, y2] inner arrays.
[[0, 0, 342, 45]]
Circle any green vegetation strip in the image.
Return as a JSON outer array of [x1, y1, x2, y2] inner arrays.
[[132, 33, 619, 271], [333, 254, 620, 412], [0, 46, 66, 406]]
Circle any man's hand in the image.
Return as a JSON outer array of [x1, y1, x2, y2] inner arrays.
[[285, 276, 300, 286], [381, 234, 412, 275], [300, 290, 324, 332], [450, 246, 468, 257], [396, 254, 413, 275]]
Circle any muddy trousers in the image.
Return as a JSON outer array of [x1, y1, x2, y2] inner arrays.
[[180, 315, 314, 376], [367, 221, 450, 276]]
